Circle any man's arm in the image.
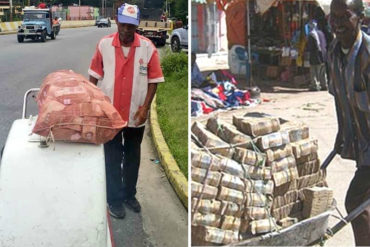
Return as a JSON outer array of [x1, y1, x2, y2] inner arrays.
[[133, 83, 157, 126], [89, 76, 98, 85]]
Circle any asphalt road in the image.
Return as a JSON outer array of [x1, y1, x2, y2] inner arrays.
[[0, 25, 187, 247]]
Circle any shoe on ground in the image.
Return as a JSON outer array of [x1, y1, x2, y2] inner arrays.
[[108, 204, 125, 219], [124, 198, 141, 213]]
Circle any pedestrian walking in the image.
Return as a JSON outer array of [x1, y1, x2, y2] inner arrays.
[[315, 6, 334, 85], [306, 20, 328, 91], [328, 0, 370, 245], [88, 3, 164, 219]]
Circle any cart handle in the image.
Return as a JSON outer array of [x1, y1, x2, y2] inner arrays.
[[320, 150, 337, 170], [22, 88, 40, 119]]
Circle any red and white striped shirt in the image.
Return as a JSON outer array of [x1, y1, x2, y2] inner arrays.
[[89, 32, 164, 127]]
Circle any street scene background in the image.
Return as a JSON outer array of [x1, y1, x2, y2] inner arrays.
[[0, 23, 187, 247]]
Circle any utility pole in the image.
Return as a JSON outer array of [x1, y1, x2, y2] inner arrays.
[[79, 0, 81, 20], [9, 0, 13, 22], [101, 0, 104, 17]]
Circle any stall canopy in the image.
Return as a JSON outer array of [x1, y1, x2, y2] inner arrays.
[[256, 0, 331, 15], [192, 0, 208, 3]]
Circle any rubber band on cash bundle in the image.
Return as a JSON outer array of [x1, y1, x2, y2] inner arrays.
[[269, 156, 296, 173], [206, 117, 253, 149], [192, 212, 222, 227], [191, 198, 221, 214], [220, 215, 242, 231], [191, 226, 238, 245], [232, 115, 280, 137], [280, 121, 309, 142], [219, 157, 245, 178], [255, 130, 290, 150], [245, 192, 271, 207], [233, 147, 266, 167], [245, 180, 274, 195], [192, 181, 218, 200], [191, 121, 234, 158], [291, 139, 318, 159], [217, 186, 244, 205], [265, 144, 293, 163], [242, 164, 272, 180], [191, 150, 221, 171], [244, 207, 269, 220], [272, 168, 296, 187], [220, 200, 245, 217], [220, 173, 246, 191], [191, 167, 222, 187], [250, 218, 278, 234]]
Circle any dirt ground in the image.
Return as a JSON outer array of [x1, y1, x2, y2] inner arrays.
[[192, 84, 356, 246]]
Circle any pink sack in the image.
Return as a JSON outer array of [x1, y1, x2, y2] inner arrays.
[[33, 70, 127, 144]]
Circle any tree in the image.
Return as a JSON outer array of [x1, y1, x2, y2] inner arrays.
[[167, 0, 187, 24]]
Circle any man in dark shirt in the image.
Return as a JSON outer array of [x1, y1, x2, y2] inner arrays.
[[328, 0, 370, 245]]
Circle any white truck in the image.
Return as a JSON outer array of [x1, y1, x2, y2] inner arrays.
[[137, 20, 171, 46]]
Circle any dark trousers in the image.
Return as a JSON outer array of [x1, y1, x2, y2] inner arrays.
[[104, 126, 145, 206], [345, 166, 370, 246]]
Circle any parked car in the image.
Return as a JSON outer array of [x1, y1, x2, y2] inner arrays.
[[17, 7, 59, 43], [97, 18, 111, 28], [170, 25, 188, 52]]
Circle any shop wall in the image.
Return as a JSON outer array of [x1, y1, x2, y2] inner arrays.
[[68, 6, 93, 20], [191, 3, 227, 54]]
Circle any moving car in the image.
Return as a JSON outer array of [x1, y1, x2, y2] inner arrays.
[[97, 18, 111, 28], [17, 7, 59, 43]]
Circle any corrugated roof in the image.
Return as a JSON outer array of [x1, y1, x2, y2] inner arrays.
[[191, 0, 207, 4]]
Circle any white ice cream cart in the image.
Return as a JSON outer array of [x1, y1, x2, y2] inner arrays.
[[0, 89, 114, 247]]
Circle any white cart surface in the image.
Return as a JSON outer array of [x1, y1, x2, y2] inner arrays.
[[0, 118, 111, 247]]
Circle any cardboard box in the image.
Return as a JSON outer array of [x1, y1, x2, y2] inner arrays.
[[266, 66, 279, 78], [280, 56, 292, 66]]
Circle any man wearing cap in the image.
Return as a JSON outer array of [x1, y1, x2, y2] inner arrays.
[[328, 0, 370, 245], [88, 3, 164, 219]]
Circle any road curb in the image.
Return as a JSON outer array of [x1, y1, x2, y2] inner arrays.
[[150, 95, 188, 210], [0, 31, 16, 35], [0, 20, 96, 35]]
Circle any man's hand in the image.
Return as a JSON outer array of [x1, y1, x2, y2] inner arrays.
[[89, 76, 98, 86], [133, 106, 149, 126]]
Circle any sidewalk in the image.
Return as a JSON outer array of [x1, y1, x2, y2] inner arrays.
[[110, 123, 188, 247], [0, 20, 95, 34]]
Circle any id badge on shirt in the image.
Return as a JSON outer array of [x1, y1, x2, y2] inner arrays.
[[139, 64, 148, 75]]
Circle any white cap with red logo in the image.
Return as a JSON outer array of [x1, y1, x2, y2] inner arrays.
[[117, 3, 140, 26]]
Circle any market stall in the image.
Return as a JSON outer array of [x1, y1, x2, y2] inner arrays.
[[219, 0, 331, 87]]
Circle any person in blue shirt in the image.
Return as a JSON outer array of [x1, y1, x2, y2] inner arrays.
[[191, 53, 216, 88]]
